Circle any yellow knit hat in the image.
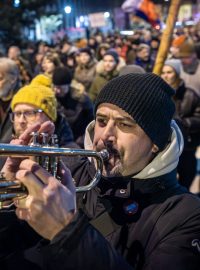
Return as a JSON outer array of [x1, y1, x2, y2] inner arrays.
[[31, 74, 52, 88], [11, 84, 57, 122]]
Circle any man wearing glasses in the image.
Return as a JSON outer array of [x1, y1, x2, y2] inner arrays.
[[10, 93, 54, 139], [0, 80, 75, 170]]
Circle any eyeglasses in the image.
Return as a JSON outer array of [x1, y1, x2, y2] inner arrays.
[[10, 109, 43, 122]]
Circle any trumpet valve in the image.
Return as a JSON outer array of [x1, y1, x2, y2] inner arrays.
[[30, 132, 40, 146]]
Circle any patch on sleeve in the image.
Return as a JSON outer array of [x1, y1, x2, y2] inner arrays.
[[191, 239, 200, 253]]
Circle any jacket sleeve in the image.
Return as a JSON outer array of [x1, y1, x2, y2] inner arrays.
[[40, 210, 133, 270], [143, 205, 200, 270], [0, 210, 41, 261], [55, 114, 74, 146], [174, 89, 200, 133], [88, 78, 99, 102]]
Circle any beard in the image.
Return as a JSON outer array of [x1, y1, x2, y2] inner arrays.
[[103, 159, 123, 177]]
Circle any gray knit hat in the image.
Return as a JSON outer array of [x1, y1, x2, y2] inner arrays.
[[119, 64, 145, 76], [94, 73, 175, 150], [164, 59, 181, 76]]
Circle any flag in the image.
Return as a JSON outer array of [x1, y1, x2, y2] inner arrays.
[[122, 0, 160, 27], [121, 0, 141, 13]]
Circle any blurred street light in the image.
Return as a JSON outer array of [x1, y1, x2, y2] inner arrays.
[[104, 12, 110, 18], [13, 0, 20, 8], [64, 5, 72, 14], [80, 15, 84, 22]]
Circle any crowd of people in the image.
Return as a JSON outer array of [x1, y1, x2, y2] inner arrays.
[[0, 25, 200, 269]]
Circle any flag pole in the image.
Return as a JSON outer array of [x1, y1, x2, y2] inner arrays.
[[153, 0, 182, 75]]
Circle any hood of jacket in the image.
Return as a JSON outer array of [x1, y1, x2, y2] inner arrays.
[[79, 58, 97, 70], [84, 120, 184, 180], [98, 69, 119, 80]]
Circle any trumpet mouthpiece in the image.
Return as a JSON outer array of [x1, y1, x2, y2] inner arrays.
[[100, 149, 109, 161]]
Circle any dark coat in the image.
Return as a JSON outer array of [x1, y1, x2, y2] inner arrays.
[[56, 89, 94, 147], [0, 100, 13, 144], [0, 156, 200, 270], [173, 81, 200, 150], [0, 82, 20, 144], [134, 57, 154, 72], [54, 113, 74, 147]]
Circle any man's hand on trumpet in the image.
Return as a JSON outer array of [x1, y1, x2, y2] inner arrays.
[[0, 121, 56, 209], [1, 121, 55, 180], [1, 120, 76, 239], [14, 159, 76, 240]]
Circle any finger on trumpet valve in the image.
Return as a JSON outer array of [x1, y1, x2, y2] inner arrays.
[[50, 134, 58, 146], [40, 132, 49, 146], [30, 132, 40, 146]]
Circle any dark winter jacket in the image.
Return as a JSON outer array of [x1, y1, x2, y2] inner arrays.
[[0, 100, 13, 144], [54, 113, 74, 147], [0, 83, 20, 144], [0, 120, 200, 270], [173, 80, 200, 149], [134, 57, 154, 72], [56, 89, 94, 147]]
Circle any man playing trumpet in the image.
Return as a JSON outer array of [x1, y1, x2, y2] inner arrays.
[[0, 73, 200, 270]]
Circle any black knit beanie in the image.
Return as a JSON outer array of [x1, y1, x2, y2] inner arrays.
[[94, 73, 175, 150], [104, 49, 119, 64], [78, 47, 93, 57], [52, 67, 72, 85]]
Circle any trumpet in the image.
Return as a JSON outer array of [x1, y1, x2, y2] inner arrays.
[[0, 132, 109, 208]]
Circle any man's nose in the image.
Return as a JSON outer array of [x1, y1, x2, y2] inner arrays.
[[18, 113, 26, 122], [101, 122, 116, 142]]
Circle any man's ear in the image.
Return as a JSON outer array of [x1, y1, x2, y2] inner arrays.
[[152, 144, 159, 154]]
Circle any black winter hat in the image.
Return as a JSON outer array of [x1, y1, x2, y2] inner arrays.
[[52, 67, 72, 85], [78, 47, 93, 57], [94, 73, 175, 150], [103, 49, 119, 64]]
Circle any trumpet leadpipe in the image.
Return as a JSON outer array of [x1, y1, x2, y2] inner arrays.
[[0, 144, 109, 206]]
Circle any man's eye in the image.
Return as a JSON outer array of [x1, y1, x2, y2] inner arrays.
[[97, 118, 107, 125], [15, 112, 21, 117], [118, 122, 132, 128], [25, 111, 35, 117]]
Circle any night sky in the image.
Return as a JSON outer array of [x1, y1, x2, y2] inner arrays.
[[73, 0, 169, 14], [77, 0, 124, 13]]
